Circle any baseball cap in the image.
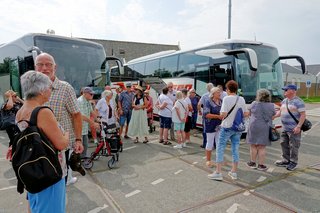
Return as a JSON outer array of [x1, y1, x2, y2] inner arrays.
[[82, 87, 94, 94], [282, 84, 297, 91], [126, 82, 132, 87]]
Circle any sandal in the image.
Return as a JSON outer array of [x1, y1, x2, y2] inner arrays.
[[163, 141, 172, 145], [134, 138, 139, 143], [159, 139, 164, 143], [143, 138, 149, 143]]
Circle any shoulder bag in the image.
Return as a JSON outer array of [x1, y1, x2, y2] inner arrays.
[[286, 100, 312, 132]]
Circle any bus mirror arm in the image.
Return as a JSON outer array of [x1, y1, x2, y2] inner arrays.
[[27, 46, 42, 64], [272, 55, 306, 74], [223, 48, 258, 71]]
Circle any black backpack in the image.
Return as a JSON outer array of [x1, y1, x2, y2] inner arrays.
[[11, 106, 62, 194]]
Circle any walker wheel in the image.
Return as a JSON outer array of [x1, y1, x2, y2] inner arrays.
[[108, 156, 116, 169], [82, 158, 94, 169]]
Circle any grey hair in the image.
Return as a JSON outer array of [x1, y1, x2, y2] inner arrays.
[[20, 71, 52, 100], [176, 91, 183, 100], [256, 89, 271, 102], [102, 90, 113, 98], [209, 87, 220, 98], [206, 83, 214, 92]]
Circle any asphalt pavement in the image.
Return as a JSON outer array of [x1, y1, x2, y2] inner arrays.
[[0, 104, 319, 213]]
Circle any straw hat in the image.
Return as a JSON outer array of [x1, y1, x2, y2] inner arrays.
[[134, 85, 143, 92]]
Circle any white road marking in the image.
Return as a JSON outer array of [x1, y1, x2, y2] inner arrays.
[[0, 136, 6, 139], [226, 203, 240, 213], [202, 156, 206, 159], [87, 204, 108, 213], [257, 176, 267, 182], [174, 170, 183, 175], [0, 186, 16, 191], [151, 178, 164, 185], [267, 167, 275, 173], [125, 190, 141, 198], [0, 158, 7, 161], [123, 146, 137, 151], [192, 162, 198, 165]]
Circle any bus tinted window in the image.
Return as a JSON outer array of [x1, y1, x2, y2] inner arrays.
[[132, 63, 145, 78], [159, 55, 178, 77], [178, 52, 209, 77], [145, 59, 160, 76]]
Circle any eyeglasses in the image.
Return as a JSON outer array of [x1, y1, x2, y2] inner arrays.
[[36, 63, 54, 68]]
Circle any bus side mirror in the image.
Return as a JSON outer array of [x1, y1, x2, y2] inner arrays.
[[117, 61, 124, 75], [223, 48, 258, 71], [272, 55, 306, 74]]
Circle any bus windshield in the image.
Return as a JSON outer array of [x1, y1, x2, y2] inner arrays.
[[233, 44, 283, 103], [35, 36, 106, 95]]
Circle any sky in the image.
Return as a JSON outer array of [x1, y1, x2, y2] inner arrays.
[[1, 0, 319, 65]]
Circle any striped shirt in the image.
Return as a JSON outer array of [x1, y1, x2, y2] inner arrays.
[[280, 96, 305, 132], [45, 77, 80, 148], [77, 95, 93, 135]]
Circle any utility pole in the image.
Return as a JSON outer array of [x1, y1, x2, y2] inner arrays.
[[228, 0, 232, 39]]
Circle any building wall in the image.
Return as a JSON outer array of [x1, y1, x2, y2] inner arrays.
[[84, 38, 180, 63]]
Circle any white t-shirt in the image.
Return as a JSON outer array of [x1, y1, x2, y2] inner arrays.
[[184, 96, 192, 116], [220, 95, 247, 128], [96, 98, 116, 125], [157, 94, 173, 118], [172, 99, 188, 123], [167, 90, 177, 103]]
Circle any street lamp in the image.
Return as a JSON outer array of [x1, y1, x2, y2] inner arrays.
[[316, 71, 320, 96]]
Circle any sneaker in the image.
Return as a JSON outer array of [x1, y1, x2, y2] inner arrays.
[[246, 161, 257, 169], [208, 172, 223, 181], [182, 143, 187, 147], [93, 139, 98, 144], [257, 164, 268, 171], [124, 135, 130, 139], [274, 160, 290, 167], [228, 171, 238, 180], [206, 161, 214, 168], [286, 162, 297, 171], [66, 177, 78, 186], [173, 144, 182, 149]]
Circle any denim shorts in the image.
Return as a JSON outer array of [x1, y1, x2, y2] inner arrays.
[[174, 122, 185, 131], [119, 111, 132, 126], [160, 116, 172, 129]]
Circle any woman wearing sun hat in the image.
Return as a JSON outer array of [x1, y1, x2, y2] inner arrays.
[[128, 85, 149, 143]]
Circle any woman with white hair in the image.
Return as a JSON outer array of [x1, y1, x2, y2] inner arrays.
[[95, 89, 117, 126], [14, 71, 69, 212], [203, 87, 223, 167]]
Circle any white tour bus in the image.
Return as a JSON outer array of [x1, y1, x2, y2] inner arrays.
[[110, 39, 306, 127]]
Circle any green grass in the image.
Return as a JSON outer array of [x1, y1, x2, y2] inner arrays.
[[300, 96, 320, 103]]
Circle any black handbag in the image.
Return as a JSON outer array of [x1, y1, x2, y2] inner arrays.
[[0, 109, 16, 130], [269, 126, 280, 141], [260, 103, 279, 142], [286, 100, 312, 132]]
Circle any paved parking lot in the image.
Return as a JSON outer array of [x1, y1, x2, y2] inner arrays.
[[0, 104, 319, 213]]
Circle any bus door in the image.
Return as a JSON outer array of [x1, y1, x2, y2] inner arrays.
[[194, 64, 210, 96], [210, 63, 233, 89]]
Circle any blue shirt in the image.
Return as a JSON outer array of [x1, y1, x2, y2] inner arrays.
[[203, 99, 222, 133]]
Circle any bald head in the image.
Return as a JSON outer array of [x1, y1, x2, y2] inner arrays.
[[35, 53, 57, 81]]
